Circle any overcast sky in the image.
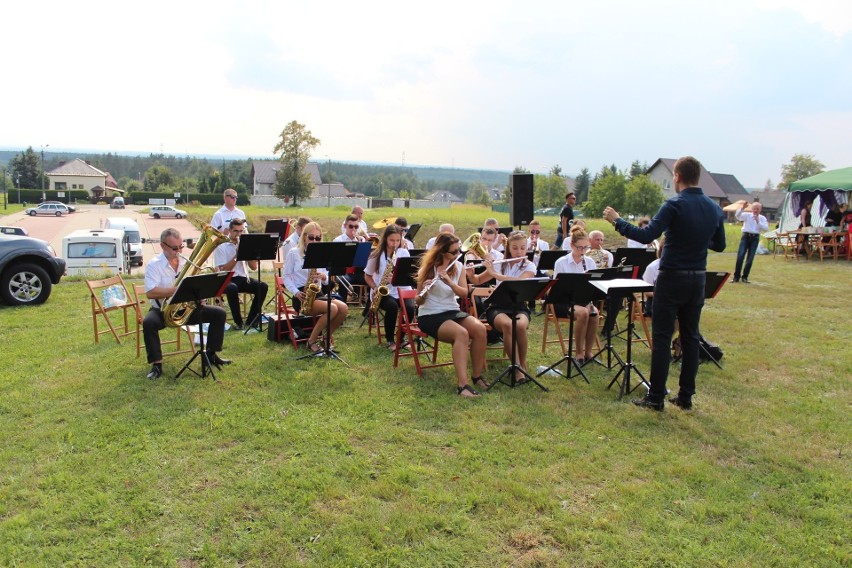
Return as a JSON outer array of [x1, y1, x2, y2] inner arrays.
[[3, 0, 850, 188]]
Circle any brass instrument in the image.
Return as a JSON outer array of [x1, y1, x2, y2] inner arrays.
[[586, 247, 610, 268], [357, 226, 380, 247], [460, 233, 489, 260], [372, 250, 397, 315], [300, 268, 322, 315], [162, 224, 230, 327]]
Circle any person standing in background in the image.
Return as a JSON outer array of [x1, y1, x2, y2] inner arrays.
[[554, 192, 576, 249], [732, 201, 768, 283]]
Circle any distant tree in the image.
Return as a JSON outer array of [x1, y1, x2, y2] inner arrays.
[[575, 167, 591, 203], [764, 178, 774, 191], [534, 173, 565, 208], [550, 164, 563, 177], [512, 166, 530, 174], [219, 159, 231, 192], [778, 153, 825, 190], [467, 181, 491, 206], [628, 160, 647, 180], [584, 171, 628, 217], [9, 147, 39, 189], [623, 175, 664, 216], [273, 121, 320, 206], [143, 164, 175, 191]]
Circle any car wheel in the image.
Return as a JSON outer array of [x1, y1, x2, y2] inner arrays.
[[175, 214, 183, 219], [29, 210, 37, 216], [153, 213, 160, 219], [0, 262, 52, 305], [55, 211, 62, 216]]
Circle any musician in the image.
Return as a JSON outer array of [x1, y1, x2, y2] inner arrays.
[[214, 218, 269, 331], [415, 232, 489, 398], [393, 217, 415, 249], [281, 216, 311, 260], [627, 217, 659, 250], [552, 226, 599, 365], [561, 219, 587, 250], [466, 227, 504, 286], [526, 220, 550, 258], [425, 223, 455, 249], [339, 206, 368, 235], [365, 225, 413, 350], [283, 222, 349, 353], [483, 218, 506, 252], [481, 231, 538, 380], [334, 214, 368, 290], [585, 230, 613, 268], [211, 188, 247, 232], [142, 228, 229, 379]]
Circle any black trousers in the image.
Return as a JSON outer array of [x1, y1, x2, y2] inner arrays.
[[143, 305, 226, 364], [379, 294, 415, 343], [223, 276, 269, 327], [648, 271, 705, 401]]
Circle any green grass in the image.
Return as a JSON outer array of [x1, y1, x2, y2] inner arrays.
[[1, 219, 850, 566]]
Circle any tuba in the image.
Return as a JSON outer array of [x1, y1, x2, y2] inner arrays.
[[162, 224, 230, 327], [461, 233, 489, 260]]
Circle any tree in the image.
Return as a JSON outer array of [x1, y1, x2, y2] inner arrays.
[[467, 181, 491, 206], [764, 178, 774, 191], [778, 153, 825, 190], [623, 175, 664, 216], [575, 167, 591, 203], [272, 120, 320, 206], [584, 171, 628, 217], [628, 160, 647, 180], [9, 147, 40, 189], [143, 164, 175, 191], [534, 173, 566, 208]]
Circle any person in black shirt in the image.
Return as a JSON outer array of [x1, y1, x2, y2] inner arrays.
[[554, 192, 576, 248], [603, 156, 726, 411]]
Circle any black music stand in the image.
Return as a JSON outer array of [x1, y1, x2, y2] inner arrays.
[[592, 265, 642, 349], [613, 248, 657, 275], [590, 278, 654, 399], [237, 233, 279, 333], [673, 271, 729, 369], [298, 241, 358, 365], [537, 273, 598, 383], [175, 271, 232, 381], [389, 254, 433, 353], [536, 250, 568, 272], [483, 278, 552, 391], [406, 223, 422, 245]]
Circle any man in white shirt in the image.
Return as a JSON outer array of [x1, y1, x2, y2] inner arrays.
[[214, 218, 268, 331], [340, 205, 369, 235], [425, 223, 455, 249], [211, 188, 247, 232], [334, 214, 368, 290], [732, 201, 769, 283], [281, 216, 311, 260]]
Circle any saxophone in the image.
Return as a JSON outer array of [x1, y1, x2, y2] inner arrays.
[[300, 268, 322, 315], [371, 251, 397, 315], [162, 224, 230, 327]]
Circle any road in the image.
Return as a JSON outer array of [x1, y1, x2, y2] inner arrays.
[[0, 205, 201, 273]]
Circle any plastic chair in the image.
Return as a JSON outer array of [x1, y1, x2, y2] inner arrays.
[[87, 275, 139, 344]]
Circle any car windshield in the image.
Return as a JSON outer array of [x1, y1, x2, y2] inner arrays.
[[125, 231, 141, 243]]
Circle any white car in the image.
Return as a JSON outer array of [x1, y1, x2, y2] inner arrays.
[[149, 205, 188, 219], [25, 203, 69, 217]]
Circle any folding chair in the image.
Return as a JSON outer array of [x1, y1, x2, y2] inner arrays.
[[393, 289, 454, 376], [87, 275, 139, 344], [132, 284, 194, 358], [270, 276, 317, 350], [629, 292, 652, 351], [468, 286, 508, 367], [366, 297, 385, 345]]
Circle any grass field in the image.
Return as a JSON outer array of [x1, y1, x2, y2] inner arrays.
[[1, 206, 849, 566]]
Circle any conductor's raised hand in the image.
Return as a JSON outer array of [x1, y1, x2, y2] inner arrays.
[[603, 207, 620, 224]]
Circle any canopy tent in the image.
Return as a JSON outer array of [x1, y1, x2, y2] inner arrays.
[[778, 167, 852, 232]]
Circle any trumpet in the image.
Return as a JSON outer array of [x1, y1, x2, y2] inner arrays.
[[357, 226, 379, 247], [464, 256, 527, 269]]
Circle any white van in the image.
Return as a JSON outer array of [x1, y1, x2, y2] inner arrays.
[[62, 229, 129, 276], [104, 217, 143, 266]]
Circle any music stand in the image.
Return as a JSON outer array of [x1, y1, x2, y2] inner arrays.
[[537, 273, 598, 383], [673, 271, 730, 369], [536, 250, 568, 272], [236, 233, 279, 333], [482, 278, 552, 391], [406, 223, 422, 245], [264, 219, 290, 243], [612, 248, 656, 275], [299, 241, 358, 365], [590, 278, 654, 399], [174, 271, 232, 381]]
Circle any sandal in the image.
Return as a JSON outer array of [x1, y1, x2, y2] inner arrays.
[[457, 384, 480, 397], [472, 376, 491, 389], [307, 340, 322, 353]]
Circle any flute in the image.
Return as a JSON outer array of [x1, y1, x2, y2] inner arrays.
[[417, 254, 461, 299], [464, 256, 526, 269]]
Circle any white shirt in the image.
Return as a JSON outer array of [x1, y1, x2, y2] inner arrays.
[[735, 209, 769, 234], [554, 253, 597, 275], [527, 238, 550, 252], [340, 219, 368, 235], [365, 248, 411, 299], [211, 205, 248, 232], [642, 259, 660, 285], [627, 238, 659, 250], [283, 247, 328, 294], [280, 231, 300, 260], [418, 261, 464, 316], [425, 236, 437, 249], [493, 258, 536, 291], [144, 252, 184, 308], [333, 233, 360, 243], [213, 241, 247, 278]]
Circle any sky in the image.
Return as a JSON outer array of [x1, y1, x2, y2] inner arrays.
[[3, 0, 851, 188]]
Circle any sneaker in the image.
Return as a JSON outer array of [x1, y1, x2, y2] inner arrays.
[[741, 278, 750, 284], [386, 341, 396, 350]]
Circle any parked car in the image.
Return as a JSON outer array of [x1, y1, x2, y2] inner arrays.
[[42, 200, 76, 213], [0, 234, 66, 305], [0, 226, 28, 236], [149, 205, 187, 219], [110, 196, 125, 209], [25, 203, 69, 217]]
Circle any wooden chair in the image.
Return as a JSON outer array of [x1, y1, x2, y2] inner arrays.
[[86, 275, 139, 344], [270, 276, 317, 350], [542, 301, 602, 355], [774, 232, 799, 260], [817, 230, 841, 261], [629, 293, 653, 351], [131, 284, 194, 358], [468, 286, 507, 366], [393, 289, 453, 376]]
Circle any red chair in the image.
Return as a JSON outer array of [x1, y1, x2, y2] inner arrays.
[[270, 276, 318, 350], [392, 289, 454, 376]]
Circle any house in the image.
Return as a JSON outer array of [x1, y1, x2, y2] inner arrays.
[[45, 158, 122, 200], [746, 189, 787, 222], [424, 190, 464, 203], [251, 160, 349, 197], [646, 158, 729, 204]]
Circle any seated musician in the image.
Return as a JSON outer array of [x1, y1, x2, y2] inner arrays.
[[283, 222, 349, 353], [364, 225, 413, 350], [560, 219, 588, 250], [466, 227, 504, 344], [425, 223, 455, 249], [480, 231, 538, 380], [552, 225, 599, 365], [393, 217, 415, 249], [281, 216, 311, 260], [641, 239, 663, 317], [214, 218, 269, 331], [483, 217, 506, 252], [526, 219, 550, 259], [415, 232, 489, 398], [627, 217, 659, 250], [334, 214, 368, 292], [586, 229, 618, 334], [143, 228, 229, 379]]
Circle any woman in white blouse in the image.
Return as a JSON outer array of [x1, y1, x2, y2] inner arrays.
[[365, 225, 412, 350], [552, 226, 600, 365]]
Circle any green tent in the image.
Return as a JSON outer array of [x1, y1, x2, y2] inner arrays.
[[779, 167, 851, 231]]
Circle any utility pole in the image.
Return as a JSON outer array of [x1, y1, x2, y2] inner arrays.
[[40, 144, 49, 200]]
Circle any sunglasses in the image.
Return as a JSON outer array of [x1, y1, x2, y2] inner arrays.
[[529, 229, 540, 234], [225, 194, 237, 199], [347, 225, 359, 229], [306, 235, 322, 242], [447, 248, 460, 255], [163, 243, 184, 252]]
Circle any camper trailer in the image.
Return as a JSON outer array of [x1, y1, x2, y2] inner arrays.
[[62, 229, 130, 276]]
